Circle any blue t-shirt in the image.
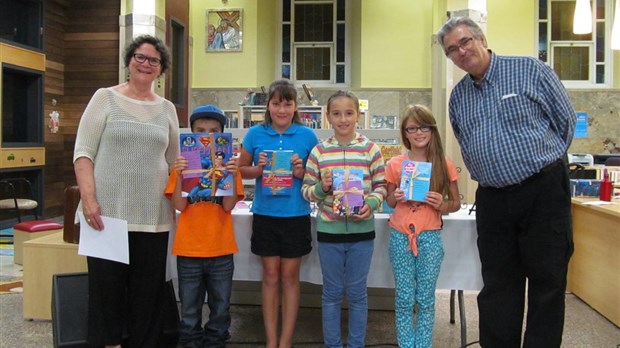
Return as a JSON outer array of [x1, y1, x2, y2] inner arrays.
[[242, 123, 319, 217]]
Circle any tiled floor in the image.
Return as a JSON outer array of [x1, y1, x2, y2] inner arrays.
[[1, 248, 619, 347]]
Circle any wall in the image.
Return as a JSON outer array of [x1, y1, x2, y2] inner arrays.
[[486, 0, 536, 56], [42, 0, 121, 217], [189, 0, 277, 88], [359, 0, 434, 88]]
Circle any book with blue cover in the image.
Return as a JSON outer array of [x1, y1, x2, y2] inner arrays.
[[400, 160, 432, 202], [179, 132, 234, 198], [332, 169, 365, 216], [262, 150, 293, 195]]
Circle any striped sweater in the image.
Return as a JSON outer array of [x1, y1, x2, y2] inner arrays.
[[302, 132, 387, 242]]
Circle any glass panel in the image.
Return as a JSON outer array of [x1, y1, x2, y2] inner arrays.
[[296, 47, 331, 80], [0, 0, 43, 49], [596, 0, 604, 19], [337, 0, 345, 21], [553, 46, 589, 80], [551, 1, 592, 41], [294, 4, 333, 42], [282, 64, 291, 79], [282, 24, 291, 63], [539, 0, 547, 19], [2, 66, 43, 145], [336, 64, 345, 83], [596, 22, 604, 62], [538, 23, 548, 62], [283, 0, 291, 22], [170, 20, 185, 106], [337, 23, 345, 62], [596, 64, 604, 83]]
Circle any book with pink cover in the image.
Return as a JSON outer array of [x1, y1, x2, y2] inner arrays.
[[180, 132, 233, 197]]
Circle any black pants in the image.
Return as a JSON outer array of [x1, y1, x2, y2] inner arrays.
[[87, 231, 169, 347], [475, 163, 573, 348]]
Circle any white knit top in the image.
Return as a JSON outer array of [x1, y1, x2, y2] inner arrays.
[[73, 87, 180, 232]]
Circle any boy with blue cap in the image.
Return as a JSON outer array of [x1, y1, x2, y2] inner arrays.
[[165, 105, 244, 347]]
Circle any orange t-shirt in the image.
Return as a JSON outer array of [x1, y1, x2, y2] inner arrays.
[[165, 169, 244, 257], [385, 154, 458, 254]]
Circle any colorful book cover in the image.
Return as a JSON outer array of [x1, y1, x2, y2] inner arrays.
[[400, 160, 432, 202], [180, 132, 234, 199], [332, 169, 365, 216], [262, 150, 293, 195]]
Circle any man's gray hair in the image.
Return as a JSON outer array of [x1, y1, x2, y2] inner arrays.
[[437, 16, 486, 52]]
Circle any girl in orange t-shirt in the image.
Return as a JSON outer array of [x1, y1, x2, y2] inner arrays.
[[384, 104, 461, 348]]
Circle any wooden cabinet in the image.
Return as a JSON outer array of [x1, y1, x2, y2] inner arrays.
[[0, 147, 45, 168]]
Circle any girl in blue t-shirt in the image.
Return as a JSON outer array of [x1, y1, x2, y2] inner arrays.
[[238, 79, 319, 348]]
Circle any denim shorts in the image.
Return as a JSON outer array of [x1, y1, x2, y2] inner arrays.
[[251, 213, 312, 258]]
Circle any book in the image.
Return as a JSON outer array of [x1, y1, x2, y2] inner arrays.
[[180, 132, 234, 198], [262, 150, 293, 195], [332, 169, 365, 216], [400, 160, 432, 202]]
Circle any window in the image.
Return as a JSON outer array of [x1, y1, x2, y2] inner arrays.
[[280, 0, 348, 86], [538, 0, 613, 87]]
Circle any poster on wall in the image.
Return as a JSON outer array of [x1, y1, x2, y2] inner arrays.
[[206, 8, 243, 52], [574, 111, 588, 138]]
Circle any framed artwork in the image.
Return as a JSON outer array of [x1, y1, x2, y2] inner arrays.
[[206, 9, 243, 52]]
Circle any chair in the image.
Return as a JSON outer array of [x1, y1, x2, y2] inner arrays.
[[604, 156, 620, 166], [0, 178, 39, 223]]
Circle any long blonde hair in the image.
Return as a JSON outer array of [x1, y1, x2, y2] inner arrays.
[[400, 105, 453, 200]]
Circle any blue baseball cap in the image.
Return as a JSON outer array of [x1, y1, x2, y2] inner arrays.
[[189, 105, 227, 130]]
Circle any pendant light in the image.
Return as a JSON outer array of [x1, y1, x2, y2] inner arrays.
[[612, 0, 620, 49], [573, 0, 593, 34]]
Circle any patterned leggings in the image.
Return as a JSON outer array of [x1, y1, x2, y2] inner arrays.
[[389, 228, 444, 348]]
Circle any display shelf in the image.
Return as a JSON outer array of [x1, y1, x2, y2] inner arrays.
[[238, 105, 325, 129]]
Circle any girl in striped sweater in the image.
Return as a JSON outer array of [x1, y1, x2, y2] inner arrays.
[[302, 90, 386, 348]]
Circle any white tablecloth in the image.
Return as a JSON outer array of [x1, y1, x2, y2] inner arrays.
[[168, 204, 483, 291]]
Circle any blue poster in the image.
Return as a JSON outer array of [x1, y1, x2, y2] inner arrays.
[[574, 112, 588, 138]]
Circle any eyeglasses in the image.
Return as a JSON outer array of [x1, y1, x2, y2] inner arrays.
[[405, 126, 432, 134], [445, 37, 474, 57], [133, 53, 162, 67]]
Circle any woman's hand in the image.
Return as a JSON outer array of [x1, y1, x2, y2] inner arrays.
[[82, 197, 103, 231]]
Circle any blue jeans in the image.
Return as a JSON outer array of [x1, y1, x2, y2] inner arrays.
[[177, 255, 234, 348], [318, 240, 374, 348]]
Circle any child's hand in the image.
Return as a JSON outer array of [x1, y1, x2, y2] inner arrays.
[[353, 203, 372, 219], [393, 188, 405, 202], [225, 157, 238, 175], [291, 154, 304, 178], [257, 152, 268, 167], [174, 156, 188, 172], [425, 191, 444, 211], [320, 169, 332, 193]]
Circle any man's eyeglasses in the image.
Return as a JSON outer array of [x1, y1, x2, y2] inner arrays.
[[405, 126, 432, 134], [445, 37, 474, 57], [133, 53, 162, 67]]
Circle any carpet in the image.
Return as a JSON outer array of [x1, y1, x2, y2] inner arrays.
[[0, 280, 22, 294]]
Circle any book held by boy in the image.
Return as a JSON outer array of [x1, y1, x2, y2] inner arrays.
[[262, 150, 294, 195], [179, 132, 234, 198], [332, 169, 365, 216], [400, 160, 432, 202]]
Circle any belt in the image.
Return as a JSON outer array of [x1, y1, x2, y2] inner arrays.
[[495, 159, 563, 192]]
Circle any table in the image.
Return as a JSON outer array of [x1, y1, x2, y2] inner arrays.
[[220, 204, 482, 290], [568, 198, 620, 327], [22, 232, 88, 320]]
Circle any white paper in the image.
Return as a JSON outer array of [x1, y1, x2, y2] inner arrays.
[[77, 212, 129, 264], [582, 200, 616, 206]]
